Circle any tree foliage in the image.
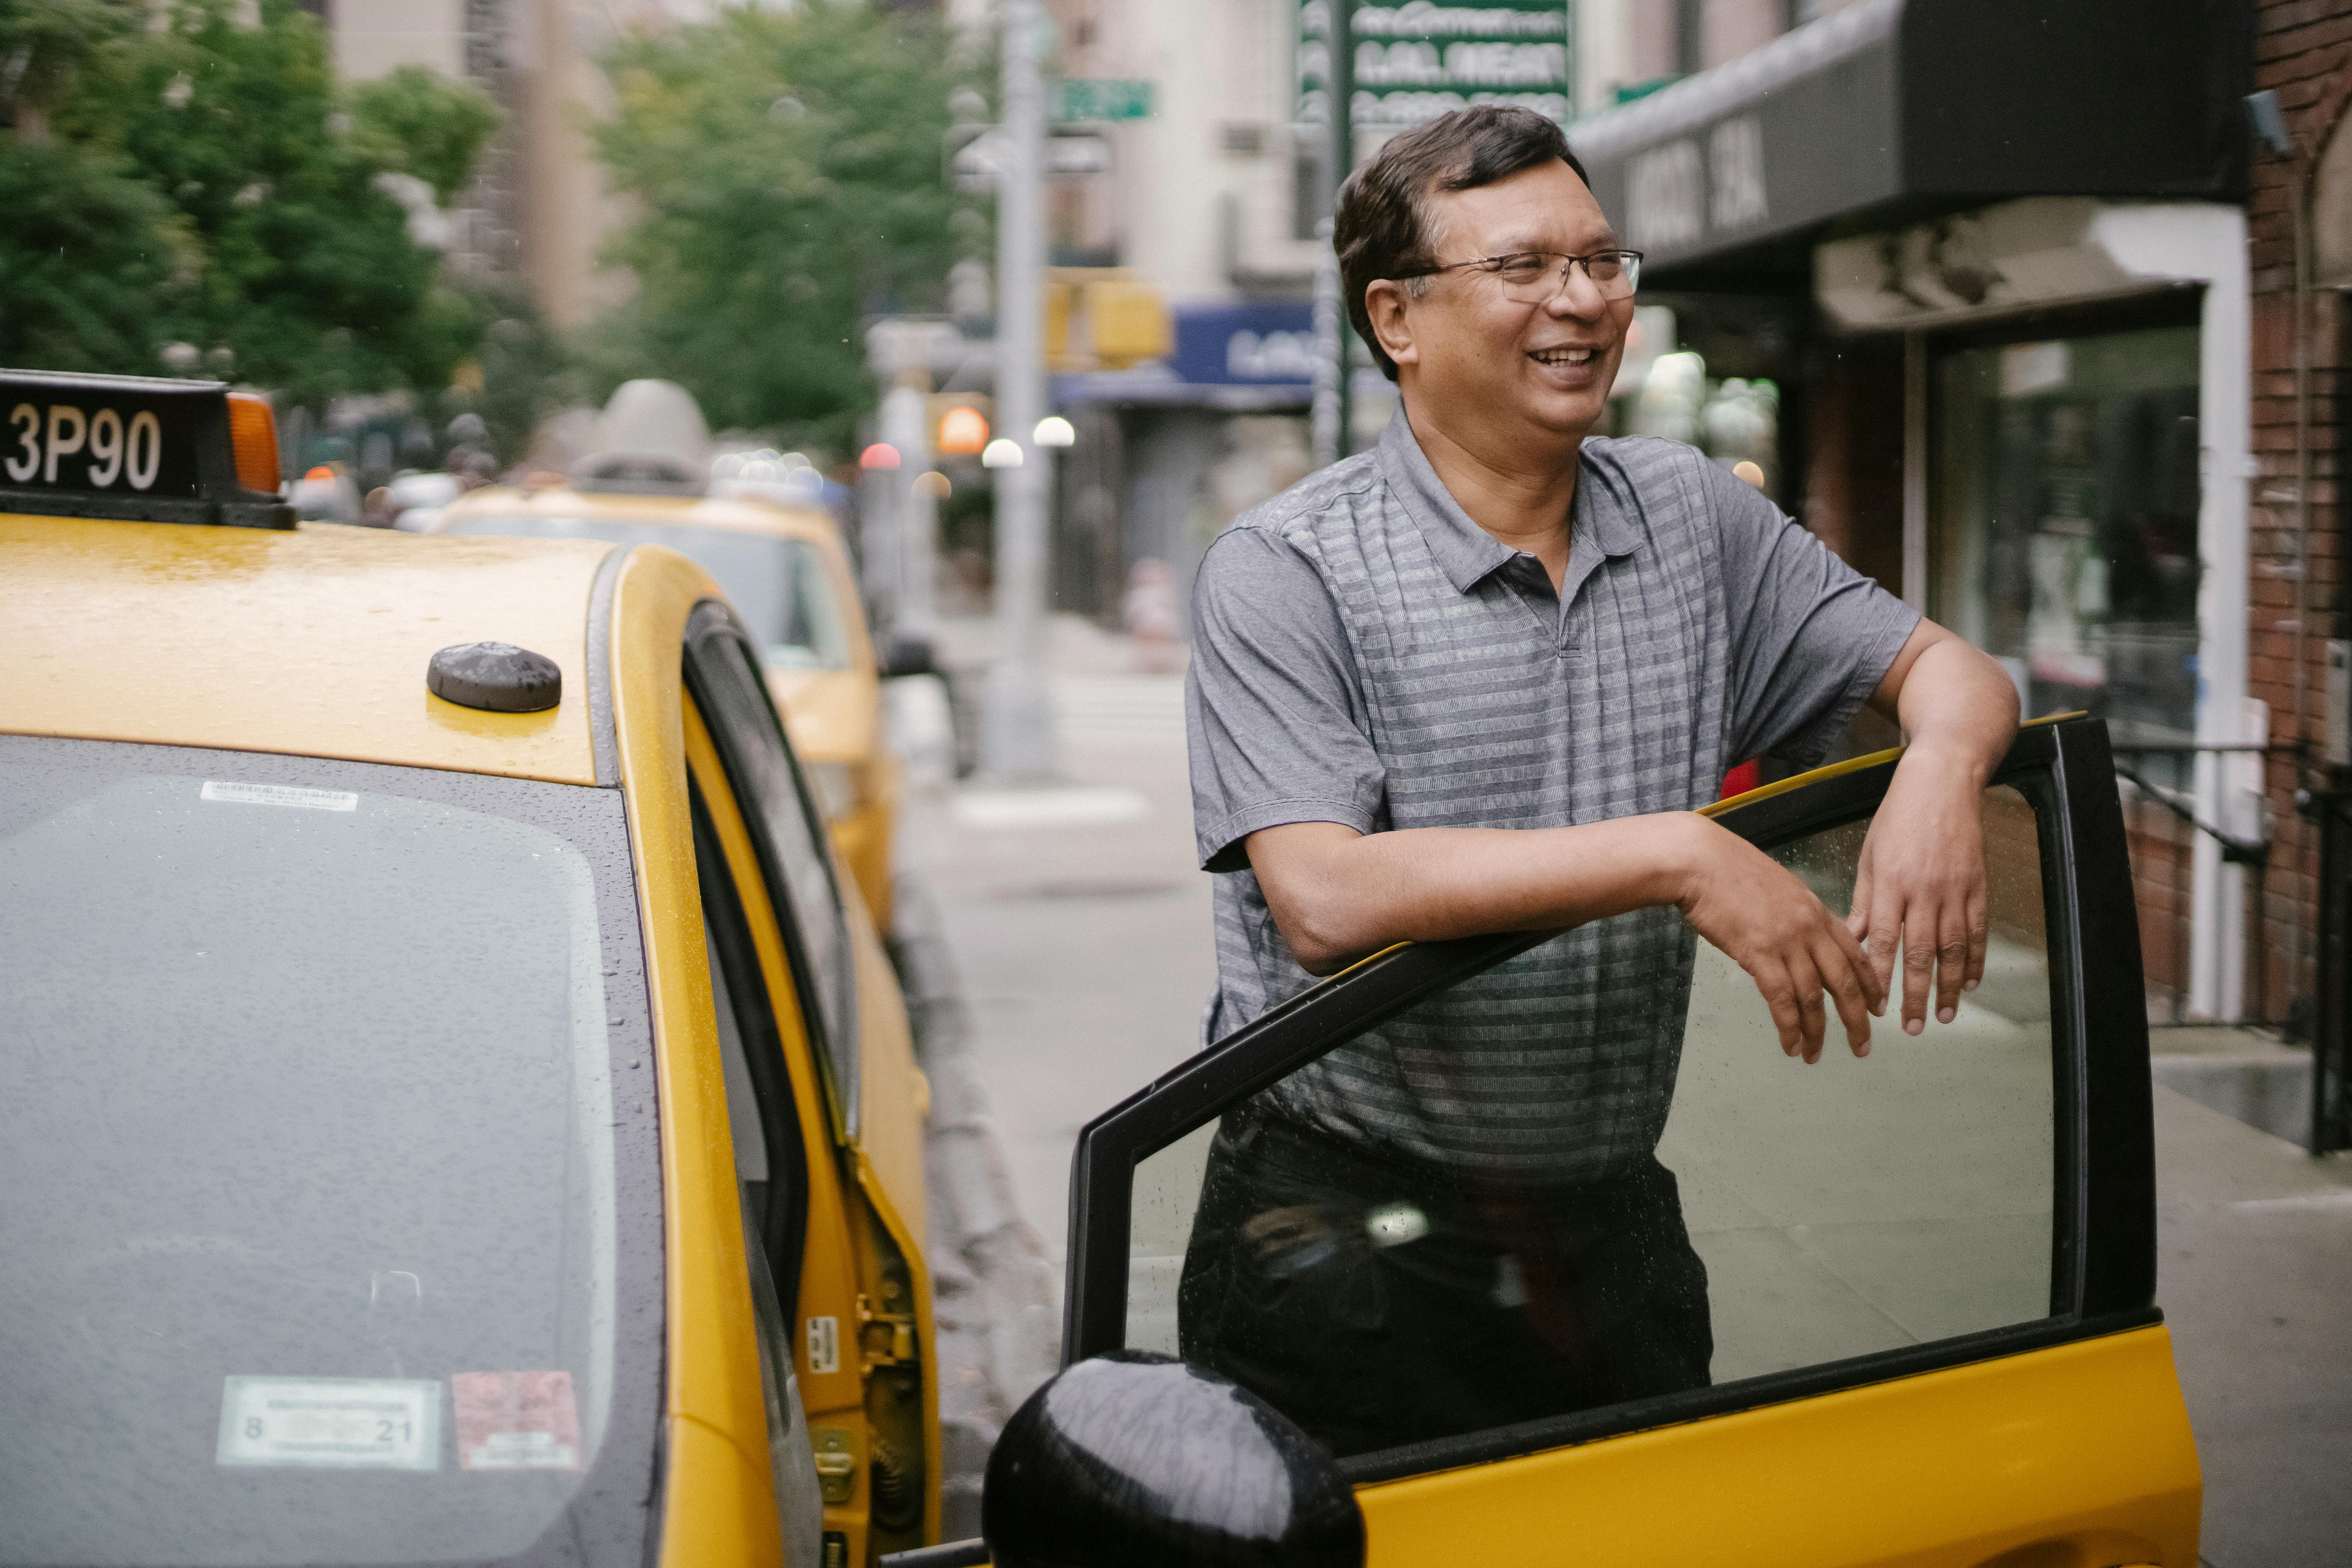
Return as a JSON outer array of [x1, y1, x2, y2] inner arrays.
[[593, 2, 980, 446], [349, 64, 502, 205], [2, 0, 499, 402]]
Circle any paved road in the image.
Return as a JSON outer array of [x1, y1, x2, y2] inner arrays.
[[904, 618, 2352, 1564]]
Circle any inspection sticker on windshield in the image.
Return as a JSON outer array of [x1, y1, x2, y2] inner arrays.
[[200, 780, 357, 812], [216, 1377, 441, 1470], [452, 1371, 583, 1471]]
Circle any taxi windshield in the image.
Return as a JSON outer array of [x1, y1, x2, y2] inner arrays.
[[444, 512, 853, 671], [0, 736, 659, 1568]]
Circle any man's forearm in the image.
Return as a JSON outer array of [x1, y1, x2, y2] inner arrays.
[[1883, 633, 2019, 785], [1249, 813, 1706, 974]]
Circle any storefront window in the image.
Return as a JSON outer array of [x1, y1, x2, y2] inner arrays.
[[1933, 325, 2201, 754]]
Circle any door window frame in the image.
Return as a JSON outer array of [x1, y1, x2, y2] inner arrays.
[[1060, 715, 2158, 1483], [682, 598, 862, 1142], [688, 762, 816, 1325]]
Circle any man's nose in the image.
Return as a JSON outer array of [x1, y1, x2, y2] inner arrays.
[[1544, 264, 1611, 321]]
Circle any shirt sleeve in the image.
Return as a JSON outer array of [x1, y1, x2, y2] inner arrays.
[[1703, 457, 1922, 769], [1186, 525, 1387, 873]]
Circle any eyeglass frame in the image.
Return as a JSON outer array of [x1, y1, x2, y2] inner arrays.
[[1389, 247, 1645, 301]]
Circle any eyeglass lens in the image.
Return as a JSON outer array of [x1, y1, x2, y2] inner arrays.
[[1492, 252, 1640, 302]]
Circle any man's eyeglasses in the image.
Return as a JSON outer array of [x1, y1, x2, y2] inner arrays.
[[1395, 249, 1643, 303]]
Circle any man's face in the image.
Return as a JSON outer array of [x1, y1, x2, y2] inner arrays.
[[1388, 160, 1632, 443]]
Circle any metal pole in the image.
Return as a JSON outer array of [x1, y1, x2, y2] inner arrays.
[[1310, 0, 1355, 467], [980, 0, 1056, 777], [878, 383, 936, 647]]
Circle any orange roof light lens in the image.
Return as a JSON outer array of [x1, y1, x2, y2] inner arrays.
[[225, 392, 282, 495], [936, 405, 989, 456], [302, 466, 337, 483]]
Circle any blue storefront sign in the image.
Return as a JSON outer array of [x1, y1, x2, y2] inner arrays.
[[1171, 303, 1318, 388]]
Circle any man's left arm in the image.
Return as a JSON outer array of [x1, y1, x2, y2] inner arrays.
[[1852, 622, 2022, 1035]]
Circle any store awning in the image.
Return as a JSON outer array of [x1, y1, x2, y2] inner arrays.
[[1570, 0, 2245, 291]]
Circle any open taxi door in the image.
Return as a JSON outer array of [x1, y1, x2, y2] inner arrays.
[[1050, 715, 2199, 1568]]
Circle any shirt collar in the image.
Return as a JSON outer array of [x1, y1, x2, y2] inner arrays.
[[1376, 410, 1644, 595]]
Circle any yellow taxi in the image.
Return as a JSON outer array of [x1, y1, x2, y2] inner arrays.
[[430, 475, 901, 931], [0, 370, 935, 1567]]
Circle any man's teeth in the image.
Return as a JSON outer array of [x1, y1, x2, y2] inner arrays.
[[1532, 348, 1595, 365]]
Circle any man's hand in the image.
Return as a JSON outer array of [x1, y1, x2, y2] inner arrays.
[[1848, 752, 1989, 1034], [1851, 621, 2022, 1034], [1676, 817, 1883, 1063]]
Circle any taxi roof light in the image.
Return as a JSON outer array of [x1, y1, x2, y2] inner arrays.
[[225, 392, 282, 496], [0, 368, 293, 528]]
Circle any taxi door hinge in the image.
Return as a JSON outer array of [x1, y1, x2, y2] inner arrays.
[[855, 1292, 917, 1370]]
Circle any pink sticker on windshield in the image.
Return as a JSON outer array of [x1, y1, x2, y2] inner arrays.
[[452, 1371, 583, 1471]]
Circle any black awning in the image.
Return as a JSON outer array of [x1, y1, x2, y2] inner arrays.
[[1570, 0, 2247, 292]]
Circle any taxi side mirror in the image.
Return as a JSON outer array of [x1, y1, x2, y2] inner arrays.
[[981, 1351, 1365, 1568]]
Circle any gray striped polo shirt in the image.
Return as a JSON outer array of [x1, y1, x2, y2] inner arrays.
[[1186, 413, 1918, 1183]]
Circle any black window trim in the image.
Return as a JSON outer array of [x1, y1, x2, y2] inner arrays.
[[689, 777, 816, 1325], [681, 597, 861, 1142], [1058, 715, 2158, 1483]]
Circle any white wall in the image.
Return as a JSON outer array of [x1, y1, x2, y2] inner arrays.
[[330, 0, 466, 81]]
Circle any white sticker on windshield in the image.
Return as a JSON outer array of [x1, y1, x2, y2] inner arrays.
[[216, 1376, 441, 1470], [201, 780, 358, 812]]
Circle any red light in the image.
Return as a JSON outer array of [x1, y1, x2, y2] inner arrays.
[[303, 466, 336, 481], [859, 443, 901, 470]]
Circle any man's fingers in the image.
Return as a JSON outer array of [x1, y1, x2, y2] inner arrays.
[[1867, 909, 1901, 1013], [1790, 958, 1828, 1063], [1900, 901, 1934, 1034], [1817, 929, 1874, 1057], [1964, 889, 1989, 993], [1755, 962, 1804, 1058], [1934, 898, 1971, 1025], [1829, 906, 1886, 1017]]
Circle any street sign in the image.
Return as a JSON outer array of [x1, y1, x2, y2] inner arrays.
[[1052, 78, 1154, 122], [1172, 303, 1318, 387], [1298, 1, 1573, 131]]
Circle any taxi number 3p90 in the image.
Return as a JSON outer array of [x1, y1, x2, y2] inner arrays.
[[6, 401, 165, 491]]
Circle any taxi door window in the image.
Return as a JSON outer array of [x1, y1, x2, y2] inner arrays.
[[691, 779, 811, 1308], [1104, 750, 2112, 1470], [683, 602, 860, 1138], [691, 777, 825, 1557]]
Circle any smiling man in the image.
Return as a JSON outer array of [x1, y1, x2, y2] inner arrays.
[[1176, 107, 2022, 1455]]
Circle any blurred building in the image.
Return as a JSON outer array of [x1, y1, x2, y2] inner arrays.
[[329, 0, 705, 330], [1563, 0, 2350, 1034]]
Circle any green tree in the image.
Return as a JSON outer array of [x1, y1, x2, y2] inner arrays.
[[0, 0, 185, 372], [2, 0, 501, 399], [68, 0, 483, 401], [349, 64, 502, 205], [593, 2, 980, 448]]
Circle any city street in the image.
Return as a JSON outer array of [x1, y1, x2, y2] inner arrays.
[[906, 617, 2352, 1568]]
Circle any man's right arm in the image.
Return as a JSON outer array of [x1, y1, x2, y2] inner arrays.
[[1247, 815, 1886, 1063]]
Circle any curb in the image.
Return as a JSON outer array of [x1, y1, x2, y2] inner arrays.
[[889, 866, 1061, 1539]]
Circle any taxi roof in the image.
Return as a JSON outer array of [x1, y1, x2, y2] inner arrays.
[[437, 483, 844, 548], [0, 513, 611, 786]]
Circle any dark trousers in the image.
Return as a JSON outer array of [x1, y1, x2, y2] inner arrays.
[[1176, 1112, 1712, 1458]]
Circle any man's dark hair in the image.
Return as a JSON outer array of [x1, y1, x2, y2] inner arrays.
[[1334, 106, 1590, 381]]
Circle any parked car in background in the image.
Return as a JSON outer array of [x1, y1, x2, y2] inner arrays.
[[434, 471, 901, 930]]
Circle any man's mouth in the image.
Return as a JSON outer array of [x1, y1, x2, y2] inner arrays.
[[1527, 346, 1600, 368]]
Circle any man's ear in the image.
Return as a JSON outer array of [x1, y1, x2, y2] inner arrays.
[[1362, 279, 1419, 372]]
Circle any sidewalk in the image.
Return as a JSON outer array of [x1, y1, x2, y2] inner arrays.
[[898, 616, 2351, 1563], [2153, 1087, 2352, 1567]]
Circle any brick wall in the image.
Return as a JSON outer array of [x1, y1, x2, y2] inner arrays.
[[2249, 0, 2349, 1027]]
